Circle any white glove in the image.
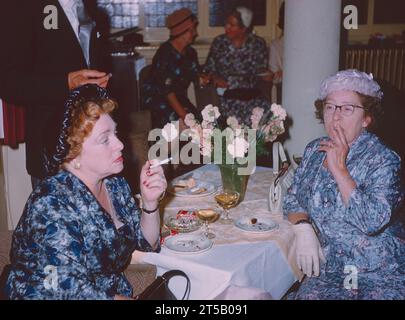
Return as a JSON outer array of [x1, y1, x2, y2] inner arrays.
[[292, 223, 326, 277]]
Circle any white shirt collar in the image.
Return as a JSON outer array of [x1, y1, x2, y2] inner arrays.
[[58, 0, 80, 39], [58, 0, 76, 9]]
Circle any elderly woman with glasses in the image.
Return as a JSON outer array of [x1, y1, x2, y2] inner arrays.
[[284, 69, 405, 300]]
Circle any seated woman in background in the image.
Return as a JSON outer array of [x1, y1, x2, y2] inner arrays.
[[142, 8, 201, 130], [5, 85, 167, 300], [284, 69, 405, 300], [202, 7, 272, 125]]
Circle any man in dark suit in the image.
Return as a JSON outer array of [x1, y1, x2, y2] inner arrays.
[[0, 0, 111, 184]]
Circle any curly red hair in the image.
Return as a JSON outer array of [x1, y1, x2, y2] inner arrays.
[[64, 98, 117, 163]]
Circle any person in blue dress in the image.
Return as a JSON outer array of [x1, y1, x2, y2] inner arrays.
[[5, 85, 167, 300], [284, 69, 405, 300], [202, 7, 271, 126], [142, 8, 201, 130]]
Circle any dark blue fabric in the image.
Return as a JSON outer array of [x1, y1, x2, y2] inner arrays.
[[284, 131, 405, 299], [142, 41, 200, 129], [6, 170, 159, 300], [204, 33, 271, 125]]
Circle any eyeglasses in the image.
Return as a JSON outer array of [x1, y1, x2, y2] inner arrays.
[[323, 103, 365, 117]]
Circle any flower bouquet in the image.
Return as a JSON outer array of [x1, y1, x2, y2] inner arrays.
[[182, 104, 286, 166], [178, 103, 287, 202]]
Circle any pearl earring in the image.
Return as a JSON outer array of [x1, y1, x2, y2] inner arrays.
[[73, 161, 81, 170]]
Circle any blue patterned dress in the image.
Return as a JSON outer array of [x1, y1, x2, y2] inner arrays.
[[283, 131, 405, 300], [142, 41, 201, 129], [5, 170, 160, 300], [203, 33, 271, 125]]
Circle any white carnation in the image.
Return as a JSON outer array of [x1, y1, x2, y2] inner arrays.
[[162, 122, 178, 142], [271, 103, 287, 120], [201, 104, 220, 122], [227, 137, 249, 158]]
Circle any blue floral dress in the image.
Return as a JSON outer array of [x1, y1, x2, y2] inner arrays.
[[142, 41, 201, 129], [203, 33, 271, 125], [283, 131, 405, 299], [5, 170, 160, 300]]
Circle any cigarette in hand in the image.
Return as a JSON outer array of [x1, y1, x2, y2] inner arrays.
[[150, 157, 173, 169]]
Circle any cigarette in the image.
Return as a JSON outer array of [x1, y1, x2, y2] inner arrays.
[[107, 73, 113, 78], [150, 157, 172, 168]]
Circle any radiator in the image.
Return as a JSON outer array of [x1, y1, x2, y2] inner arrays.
[[344, 46, 405, 93]]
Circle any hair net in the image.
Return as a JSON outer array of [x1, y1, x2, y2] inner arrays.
[[318, 69, 383, 100], [44, 84, 110, 176]]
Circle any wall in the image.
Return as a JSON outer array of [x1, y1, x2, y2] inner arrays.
[[132, 0, 281, 45], [347, 0, 405, 44], [135, 0, 283, 65], [0, 144, 32, 230]]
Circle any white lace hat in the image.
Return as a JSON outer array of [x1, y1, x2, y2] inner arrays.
[[318, 69, 383, 100]]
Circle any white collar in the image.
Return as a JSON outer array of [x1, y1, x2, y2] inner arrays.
[[58, 0, 79, 10]]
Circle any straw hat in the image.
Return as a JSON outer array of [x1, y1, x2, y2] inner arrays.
[[166, 8, 197, 38]]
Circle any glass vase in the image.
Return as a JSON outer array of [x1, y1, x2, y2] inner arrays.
[[218, 164, 250, 204]]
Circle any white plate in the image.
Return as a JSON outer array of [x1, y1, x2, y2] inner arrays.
[[234, 216, 279, 233], [164, 234, 213, 254], [168, 180, 217, 198]]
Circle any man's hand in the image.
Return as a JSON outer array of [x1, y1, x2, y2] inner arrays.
[[68, 69, 111, 90]]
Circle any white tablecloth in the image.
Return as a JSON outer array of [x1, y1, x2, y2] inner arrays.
[[132, 164, 303, 300]]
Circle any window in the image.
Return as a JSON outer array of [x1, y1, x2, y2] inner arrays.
[[144, 0, 198, 28], [97, 0, 140, 29], [209, 0, 267, 27], [97, 0, 198, 29], [97, 0, 276, 42]]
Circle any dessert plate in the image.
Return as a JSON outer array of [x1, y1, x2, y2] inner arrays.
[[164, 234, 213, 254], [234, 216, 279, 233], [168, 180, 216, 198]]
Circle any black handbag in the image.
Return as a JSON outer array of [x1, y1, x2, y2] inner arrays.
[[0, 264, 11, 300], [134, 270, 190, 300]]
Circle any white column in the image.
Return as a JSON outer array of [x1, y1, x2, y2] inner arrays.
[[283, 0, 342, 156]]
